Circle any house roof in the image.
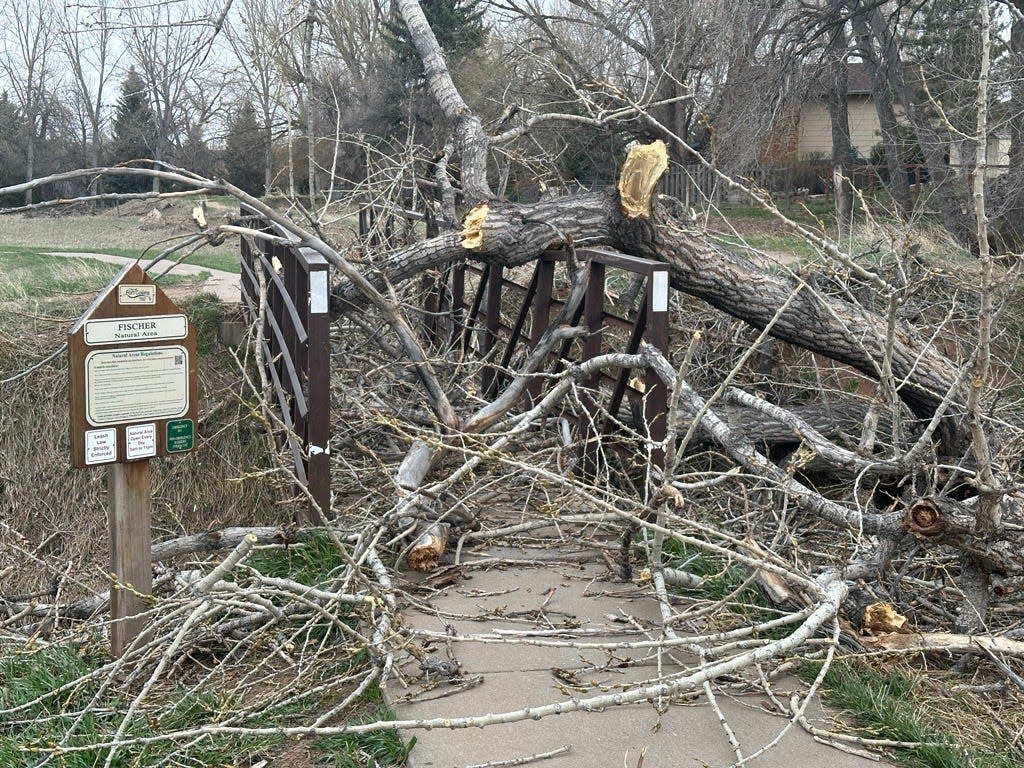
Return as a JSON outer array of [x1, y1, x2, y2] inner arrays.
[[806, 61, 873, 97], [845, 62, 873, 95]]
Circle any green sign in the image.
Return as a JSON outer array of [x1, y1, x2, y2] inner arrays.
[[166, 419, 194, 453]]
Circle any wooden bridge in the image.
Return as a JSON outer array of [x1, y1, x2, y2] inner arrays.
[[239, 208, 672, 519]]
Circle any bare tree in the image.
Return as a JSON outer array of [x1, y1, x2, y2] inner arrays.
[[57, 0, 120, 197], [0, 0, 61, 205], [224, 0, 289, 193], [118, 0, 231, 192]]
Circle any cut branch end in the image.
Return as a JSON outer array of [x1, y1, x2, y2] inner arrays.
[[617, 140, 669, 219], [460, 203, 489, 250]]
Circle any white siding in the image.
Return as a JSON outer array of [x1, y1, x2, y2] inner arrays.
[[797, 96, 883, 160]]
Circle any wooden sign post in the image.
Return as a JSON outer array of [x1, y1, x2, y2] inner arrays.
[[68, 262, 197, 657]]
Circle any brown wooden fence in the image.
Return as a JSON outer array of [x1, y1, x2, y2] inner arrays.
[[659, 162, 932, 204], [239, 205, 331, 522]]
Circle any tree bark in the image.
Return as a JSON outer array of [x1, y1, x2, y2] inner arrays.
[[850, 10, 912, 215], [395, 0, 492, 204], [858, 1, 974, 245], [904, 497, 1024, 577], [825, 24, 855, 234], [331, 166, 968, 454]]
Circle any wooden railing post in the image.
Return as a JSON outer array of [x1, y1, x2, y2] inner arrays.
[[528, 256, 555, 404], [644, 266, 670, 475], [238, 205, 332, 523], [304, 251, 331, 523], [481, 264, 504, 398], [580, 258, 606, 476]]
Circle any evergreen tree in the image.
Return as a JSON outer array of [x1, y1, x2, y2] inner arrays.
[[108, 67, 157, 194], [223, 99, 268, 195], [374, 0, 488, 200], [383, 0, 487, 81]]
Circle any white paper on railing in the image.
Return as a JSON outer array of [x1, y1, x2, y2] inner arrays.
[[652, 270, 669, 313], [310, 270, 328, 314]]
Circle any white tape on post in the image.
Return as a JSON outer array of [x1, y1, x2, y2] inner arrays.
[[652, 270, 669, 313], [310, 270, 328, 314]]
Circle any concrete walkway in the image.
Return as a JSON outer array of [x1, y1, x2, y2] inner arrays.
[[44, 251, 240, 303], [389, 536, 893, 768]]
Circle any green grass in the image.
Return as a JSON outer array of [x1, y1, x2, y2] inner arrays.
[[0, 640, 410, 767], [0, 248, 208, 300], [656, 539, 796, 639], [660, 538, 759, 603], [248, 530, 353, 586], [721, 198, 834, 223], [801, 660, 1022, 768], [51, 244, 240, 274], [714, 232, 819, 259], [0, 249, 122, 298], [0, 645, 276, 767], [314, 687, 415, 768], [179, 292, 227, 355]]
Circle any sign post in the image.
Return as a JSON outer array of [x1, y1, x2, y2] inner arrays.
[[68, 262, 197, 657]]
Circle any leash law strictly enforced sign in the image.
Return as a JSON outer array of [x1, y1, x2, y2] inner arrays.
[[68, 262, 198, 468]]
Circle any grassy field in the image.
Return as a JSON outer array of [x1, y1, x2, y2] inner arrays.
[[0, 248, 211, 300], [0, 202, 240, 274]]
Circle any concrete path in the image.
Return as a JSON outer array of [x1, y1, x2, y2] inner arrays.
[[389, 536, 893, 768], [44, 251, 240, 303]]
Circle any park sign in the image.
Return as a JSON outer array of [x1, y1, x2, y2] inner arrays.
[[68, 261, 199, 657], [68, 262, 198, 468]]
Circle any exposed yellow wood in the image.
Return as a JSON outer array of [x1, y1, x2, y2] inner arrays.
[[862, 602, 909, 635], [407, 522, 451, 572], [460, 203, 489, 249], [618, 140, 669, 219]]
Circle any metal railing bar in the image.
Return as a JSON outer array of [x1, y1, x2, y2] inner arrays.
[[238, 279, 309, 418], [250, 248, 310, 343]]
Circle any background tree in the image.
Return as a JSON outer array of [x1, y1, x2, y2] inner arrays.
[[0, 91, 27, 204], [57, 0, 118, 198], [107, 67, 157, 194], [224, 0, 290, 194], [120, 0, 230, 193], [223, 98, 269, 194], [0, 0, 60, 205]]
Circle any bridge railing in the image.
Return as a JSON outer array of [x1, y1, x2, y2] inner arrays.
[[445, 247, 671, 474], [239, 205, 331, 522]]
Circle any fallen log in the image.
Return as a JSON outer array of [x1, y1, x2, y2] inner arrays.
[[861, 631, 1024, 657], [331, 141, 969, 455], [903, 497, 1024, 576], [406, 523, 451, 572]]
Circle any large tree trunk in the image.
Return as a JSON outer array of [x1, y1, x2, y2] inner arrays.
[[851, 11, 912, 216], [858, 1, 974, 245], [825, 26, 855, 234], [331, 173, 968, 456]]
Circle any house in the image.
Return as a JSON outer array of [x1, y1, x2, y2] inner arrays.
[[949, 130, 1011, 177], [794, 63, 883, 161], [790, 63, 1010, 175]]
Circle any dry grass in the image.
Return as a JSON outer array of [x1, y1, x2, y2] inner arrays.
[[2, 201, 237, 259], [0, 285, 289, 598]]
